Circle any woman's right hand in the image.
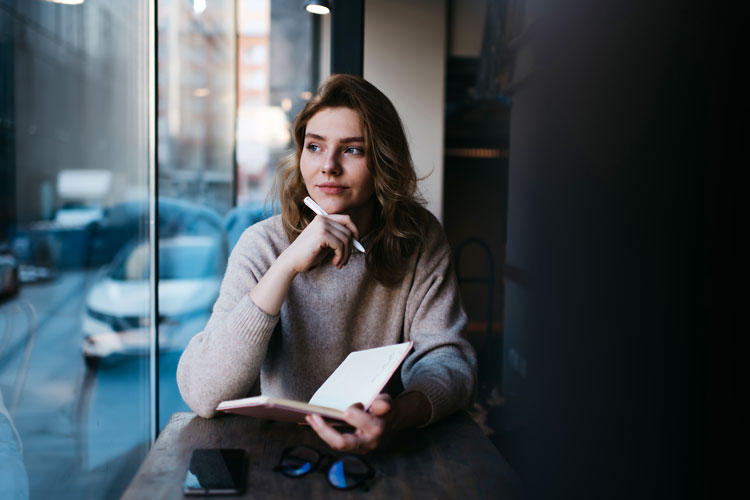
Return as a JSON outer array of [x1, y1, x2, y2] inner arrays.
[[278, 214, 361, 274], [248, 214, 360, 316]]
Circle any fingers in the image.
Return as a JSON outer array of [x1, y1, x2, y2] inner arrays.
[[284, 213, 359, 273], [319, 219, 353, 268], [325, 214, 360, 241], [310, 215, 357, 268], [286, 216, 350, 272], [369, 394, 393, 417], [306, 414, 365, 453], [342, 405, 386, 451], [305, 405, 387, 453]]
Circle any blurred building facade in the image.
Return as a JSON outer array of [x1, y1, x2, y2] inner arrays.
[[2, 0, 150, 227]]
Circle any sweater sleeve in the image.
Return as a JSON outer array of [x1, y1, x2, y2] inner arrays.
[[176, 223, 281, 418], [399, 215, 478, 425]]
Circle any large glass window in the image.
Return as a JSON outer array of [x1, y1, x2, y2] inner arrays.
[[235, 0, 315, 207], [1, 1, 318, 498], [156, 0, 233, 432], [155, 0, 317, 435], [1, 0, 152, 498]]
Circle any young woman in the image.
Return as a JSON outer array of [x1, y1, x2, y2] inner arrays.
[[177, 74, 476, 453]]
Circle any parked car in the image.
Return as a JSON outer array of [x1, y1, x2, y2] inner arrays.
[[0, 249, 19, 301], [82, 234, 225, 367]]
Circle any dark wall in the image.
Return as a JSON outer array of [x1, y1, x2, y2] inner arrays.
[[443, 55, 510, 395], [501, 1, 734, 498]]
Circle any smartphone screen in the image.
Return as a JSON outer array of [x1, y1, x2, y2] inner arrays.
[[183, 449, 246, 496]]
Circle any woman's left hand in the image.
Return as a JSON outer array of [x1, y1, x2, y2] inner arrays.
[[305, 394, 394, 453], [305, 391, 432, 453]]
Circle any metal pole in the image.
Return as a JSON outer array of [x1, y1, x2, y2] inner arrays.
[[147, 0, 160, 445]]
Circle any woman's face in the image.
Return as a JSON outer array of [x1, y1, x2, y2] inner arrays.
[[300, 107, 376, 229]]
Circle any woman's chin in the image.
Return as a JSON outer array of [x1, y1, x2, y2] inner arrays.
[[314, 196, 354, 215]]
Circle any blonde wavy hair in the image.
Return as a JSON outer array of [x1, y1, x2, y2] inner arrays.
[[274, 74, 427, 286]]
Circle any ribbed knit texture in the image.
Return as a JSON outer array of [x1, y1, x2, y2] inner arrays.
[[176, 209, 477, 424]]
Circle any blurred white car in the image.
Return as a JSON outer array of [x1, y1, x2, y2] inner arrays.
[[82, 234, 224, 366]]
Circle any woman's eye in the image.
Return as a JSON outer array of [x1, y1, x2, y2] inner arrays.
[[306, 143, 320, 152], [345, 147, 364, 155]]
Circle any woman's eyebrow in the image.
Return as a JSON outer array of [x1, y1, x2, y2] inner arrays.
[[304, 132, 364, 143], [341, 136, 365, 143]]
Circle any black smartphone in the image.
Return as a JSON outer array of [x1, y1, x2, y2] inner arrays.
[[183, 448, 246, 496]]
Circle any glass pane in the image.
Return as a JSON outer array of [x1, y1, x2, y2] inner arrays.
[[157, 0, 317, 428], [156, 0, 235, 432], [236, 0, 315, 207], [1, 0, 152, 498]]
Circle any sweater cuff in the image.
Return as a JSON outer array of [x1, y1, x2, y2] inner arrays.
[[401, 380, 454, 426], [219, 293, 279, 346]]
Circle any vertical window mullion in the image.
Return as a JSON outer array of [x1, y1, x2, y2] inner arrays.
[[148, 0, 160, 445], [331, 0, 364, 76]]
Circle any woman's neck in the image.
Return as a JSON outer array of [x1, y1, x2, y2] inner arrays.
[[346, 198, 376, 238]]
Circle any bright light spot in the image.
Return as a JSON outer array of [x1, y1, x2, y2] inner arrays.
[[300, 91, 313, 100], [193, 0, 207, 14], [281, 98, 293, 112], [306, 4, 330, 15], [194, 88, 211, 97], [57, 169, 112, 200], [43, 0, 85, 5]]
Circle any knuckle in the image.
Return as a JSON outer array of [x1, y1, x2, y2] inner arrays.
[[375, 420, 385, 433]]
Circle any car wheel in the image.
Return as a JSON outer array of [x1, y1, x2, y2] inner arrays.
[[84, 354, 100, 371]]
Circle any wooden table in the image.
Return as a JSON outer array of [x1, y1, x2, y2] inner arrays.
[[123, 411, 520, 499]]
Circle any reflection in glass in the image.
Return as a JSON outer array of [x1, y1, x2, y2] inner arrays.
[[236, 0, 315, 206], [157, 0, 236, 215], [1, 0, 319, 497], [1, 0, 151, 498], [156, 0, 317, 435], [82, 199, 226, 369]]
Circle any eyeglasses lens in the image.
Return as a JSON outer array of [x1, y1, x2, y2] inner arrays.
[[327, 456, 371, 489], [279, 446, 319, 477]]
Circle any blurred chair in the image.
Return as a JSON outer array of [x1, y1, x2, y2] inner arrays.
[[0, 300, 38, 415], [224, 202, 277, 252], [454, 238, 498, 400]]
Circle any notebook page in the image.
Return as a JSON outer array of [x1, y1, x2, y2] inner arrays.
[[308, 342, 412, 411]]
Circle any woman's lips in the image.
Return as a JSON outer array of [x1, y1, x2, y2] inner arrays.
[[317, 183, 347, 194]]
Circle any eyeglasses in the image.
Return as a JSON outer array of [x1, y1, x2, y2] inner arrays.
[[273, 445, 376, 491]]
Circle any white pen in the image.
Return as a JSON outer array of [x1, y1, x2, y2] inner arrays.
[[303, 196, 366, 253]]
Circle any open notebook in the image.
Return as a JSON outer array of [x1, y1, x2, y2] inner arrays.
[[216, 342, 413, 423]]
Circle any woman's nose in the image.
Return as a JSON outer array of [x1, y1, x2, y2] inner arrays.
[[321, 152, 342, 175]]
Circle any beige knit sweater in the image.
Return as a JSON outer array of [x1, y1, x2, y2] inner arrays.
[[176, 209, 477, 424]]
